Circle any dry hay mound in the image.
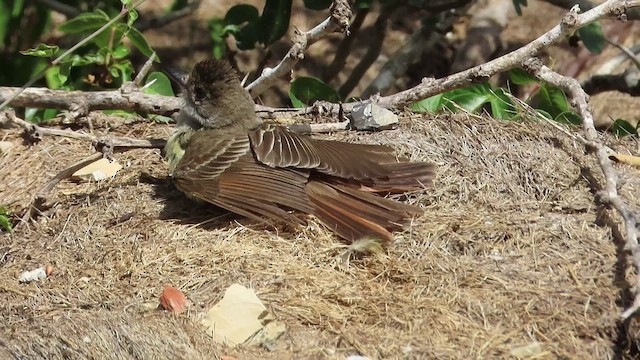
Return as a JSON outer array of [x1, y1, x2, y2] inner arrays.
[[0, 112, 639, 359]]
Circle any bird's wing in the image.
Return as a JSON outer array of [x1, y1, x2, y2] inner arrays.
[[248, 123, 399, 180], [172, 129, 312, 225], [172, 131, 249, 201]]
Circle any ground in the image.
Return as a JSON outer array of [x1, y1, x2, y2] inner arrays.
[[3, 0, 640, 359], [2, 112, 640, 359]]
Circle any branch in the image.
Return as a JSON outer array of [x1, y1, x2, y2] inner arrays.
[[5, 0, 639, 122], [543, 0, 640, 19], [523, 58, 640, 320], [1, 109, 166, 150], [245, 0, 352, 98], [373, 0, 638, 109], [0, 86, 181, 116]]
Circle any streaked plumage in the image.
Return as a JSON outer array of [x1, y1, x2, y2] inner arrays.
[[165, 59, 435, 243]]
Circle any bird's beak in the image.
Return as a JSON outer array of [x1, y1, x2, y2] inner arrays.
[[162, 66, 189, 92]]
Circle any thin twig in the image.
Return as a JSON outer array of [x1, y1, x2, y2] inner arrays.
[[0, 0, 147, 113], [1, 109, 165, 149], [246, 0, 353, 98], [523, 58, 640, 320], [134, 52, 158, 86], [21, 152, 103, 224]]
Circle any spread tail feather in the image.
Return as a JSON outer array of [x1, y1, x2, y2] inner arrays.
[[305, 181, 422, 244]]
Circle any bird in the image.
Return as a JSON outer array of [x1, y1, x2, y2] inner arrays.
[[164, 58, 435, 244]]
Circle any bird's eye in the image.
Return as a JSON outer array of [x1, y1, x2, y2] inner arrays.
[[193, 87, 206, 101]]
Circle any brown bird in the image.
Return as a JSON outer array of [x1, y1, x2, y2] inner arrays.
[[165, 59, 435, 244]]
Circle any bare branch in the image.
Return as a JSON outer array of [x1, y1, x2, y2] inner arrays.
[[0, 87, 181, 115], [374, 0, 639, 109], [523, 58, 640, 320], [246, 0, 353, 98], [134, 52, 158, 86], [0, 0, 148, 113], [1, 109, 166, 149]]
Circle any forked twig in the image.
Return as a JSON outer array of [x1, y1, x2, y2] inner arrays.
[[524, 58, 640, 320]]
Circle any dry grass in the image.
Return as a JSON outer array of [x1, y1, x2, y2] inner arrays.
[[1, 112, 639, 359]]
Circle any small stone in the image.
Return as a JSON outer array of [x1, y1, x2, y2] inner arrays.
[[350, 103, 398, 131]]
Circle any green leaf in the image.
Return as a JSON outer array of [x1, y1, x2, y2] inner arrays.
[[126, 26, 156, 59], [0, 206, 12, 232], [488, 88, 517, 120], [443, 83, 492, 113], [223, 4, 261, 49], [121, 0, 132, 5], [512, 0, 528, 16], [127, 9, 139, 27], [143, 72, 175, 96], [509, 68, 538, 86], [411, 94, 443, 113], [12, 0, 26, 17], [555, 111, 582, 125], [258, 0, 292, 45], [24, 108, 39, 122], [578, 22, 606, 54], [304, 0, 332, 10], [73, 52, 106, 66], [289, 77, 340, 107], [59, 11, 110, 33], [225, 4, 260, 24], [111, 61, 134, 81], [148, 114, 174, 123], [209, 18, 227, 58], [20, 43, 59, 57], [43, 108, 59, 121], [57, 61, 72, 84], [103, 109, 139, 118], [0, 1, 10, 44], [536, 83, 569, 118], [612, 119, 637, 137], [112, 45, 130, 59]]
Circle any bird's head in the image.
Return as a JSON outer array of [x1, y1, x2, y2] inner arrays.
[[179, 59, 258, 130]]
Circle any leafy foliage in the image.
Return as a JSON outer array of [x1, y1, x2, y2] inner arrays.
[[289, 77, 341, 107], [0, 206, 12, 233], [577, 22, 606, 54], [8, 0, 162, 123], [410, 68, 619, 132], [412, 82, 517, 120], [209, 0, 292, 53]]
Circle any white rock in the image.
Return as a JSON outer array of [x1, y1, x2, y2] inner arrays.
[[19, 267, 47, 283]]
